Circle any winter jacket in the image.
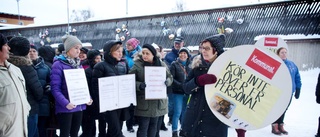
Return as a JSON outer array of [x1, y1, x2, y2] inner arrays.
[[8, 55, 44, 115], [283, 59, 302, 93], [32, 57, 51, 116], [170, 59, 192, 94], [181, 55, 228, 137], [124, 48, 139, 69], [50, 55, 86, 114], [164, 47, 179, 66], [316, 73, 320, 104], [129, 53, 173, 117], [0, 61, 30, 137]]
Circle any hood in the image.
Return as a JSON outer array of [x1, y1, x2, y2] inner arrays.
[[103, 40, 122, 65]]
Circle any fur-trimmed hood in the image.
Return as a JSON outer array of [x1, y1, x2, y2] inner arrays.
[[191, 55, 202, 69], [7, 55, 32, 66]]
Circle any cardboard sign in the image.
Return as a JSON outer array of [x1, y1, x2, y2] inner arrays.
[[254, 36, 288, 54], [205, 45, 292, 130]]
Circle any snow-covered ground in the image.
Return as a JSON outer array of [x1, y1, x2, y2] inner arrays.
[[78, 68, 319, 137]]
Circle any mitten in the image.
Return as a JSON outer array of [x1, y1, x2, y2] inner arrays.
[[164, 80, 169, 87], [139, 82, 146, 90], [294, 88, 300, 99], [196, 74, 217, 86]]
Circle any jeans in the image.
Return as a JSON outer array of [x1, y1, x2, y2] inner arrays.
[[137, 116, 159, 137], [172, 94, 188, 131], [168, 92, 174, 121], [28, 114, 39, 137], [57, 111, 83, 137]]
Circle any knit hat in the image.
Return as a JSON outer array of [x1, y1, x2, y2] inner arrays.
[[8, 36, 30, 56], [0, 33, 8, 46], [87, 49, 101, 60], [58, 43, 65, 53], [80, 47, 89, 54], [30, 44, 38, 51], [62, 35, 82, 52], [126, 38, 140, 49], [142, 44, 157, 57], [178, 47, 190, 57], [201, 34, 225, 56]]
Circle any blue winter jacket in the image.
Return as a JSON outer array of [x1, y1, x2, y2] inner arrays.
[[283, 59, 302, 93]]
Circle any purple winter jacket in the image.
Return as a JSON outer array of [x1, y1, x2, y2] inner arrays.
[[50, 55, 86, 114]]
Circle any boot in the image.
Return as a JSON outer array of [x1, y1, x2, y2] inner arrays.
[[172, 131, 178, 137], [271, 124, 281, 135], [236, 129, 246, 137], [279, 123, 288, 135]]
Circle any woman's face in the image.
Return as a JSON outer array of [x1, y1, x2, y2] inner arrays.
[[0, 43, 10, 61], [28, 48, 38, 61], [94, 55, 102, 64], [278, 48, 287, 60], [179, 51, 188, 61], [142, 48, 154, 63], [79, 50, 87, 61], [126, 44, 134, 51], [111, 46, 123, 61], [201, 41, 216, 61], [67, 44, 81, 58]]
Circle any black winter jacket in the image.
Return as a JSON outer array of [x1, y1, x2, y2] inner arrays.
[[170, 59, 192, 94], [181, 55, 227, 137], [8, 55, 44, 115]]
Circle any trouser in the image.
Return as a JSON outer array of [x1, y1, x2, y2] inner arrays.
[[155, 115, 165, 137], [126, 104, 135, 130], [28, 114, 39, 137], [105, 110, 124, 137], [57, 111, 83, 137], [172, 94, 188, 131], [273, 95, 293, 124], [81, 109, 96, 137], [137, 116, 159, 137]]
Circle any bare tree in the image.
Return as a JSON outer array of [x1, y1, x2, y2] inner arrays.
[[172, 0, 187, 12], [70, 8, 94, 22]]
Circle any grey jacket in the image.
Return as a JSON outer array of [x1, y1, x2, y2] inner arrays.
[[0, 61, 30, 137]]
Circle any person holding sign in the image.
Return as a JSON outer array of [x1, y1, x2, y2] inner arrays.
[[92, 40, 130, 137], [180, 34, 228, 137], [129, 44, 173, 137], [50, 35, 93, 137], [270, 47, 302, 135]]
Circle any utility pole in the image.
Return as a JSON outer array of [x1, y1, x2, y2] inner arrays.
[[126, 0, 128, 15], [17, 0, 21, 25], [67, 0, 70, 34]]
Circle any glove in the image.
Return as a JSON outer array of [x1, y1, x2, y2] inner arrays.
[[139, 82, 146, 90], [196, 74, 217, 86], [316, 96, 320, 104], [164, 80, 169, 87], [294, 88, 300, 99]]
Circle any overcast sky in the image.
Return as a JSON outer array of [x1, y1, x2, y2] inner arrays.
[[0, 0, 282, 25]]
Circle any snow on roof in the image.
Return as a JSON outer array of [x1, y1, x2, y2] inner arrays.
[[254, 34, 320, 41]]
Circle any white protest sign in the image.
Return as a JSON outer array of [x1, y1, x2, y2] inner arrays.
[[145, 66, 167, 100], [63, 69, 90, 105], [205, 45, 292, 130], [254, 35, 288, 54]]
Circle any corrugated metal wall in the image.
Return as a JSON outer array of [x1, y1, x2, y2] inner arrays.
[[287, 40, 320, 71]]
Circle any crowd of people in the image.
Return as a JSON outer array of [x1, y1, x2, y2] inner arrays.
[[0, 32, 316, 137]]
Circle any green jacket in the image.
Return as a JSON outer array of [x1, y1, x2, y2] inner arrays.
[[129, 55, 173, 117]]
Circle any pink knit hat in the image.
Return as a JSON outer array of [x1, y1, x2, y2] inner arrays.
[[126, 38, 140, 49]]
